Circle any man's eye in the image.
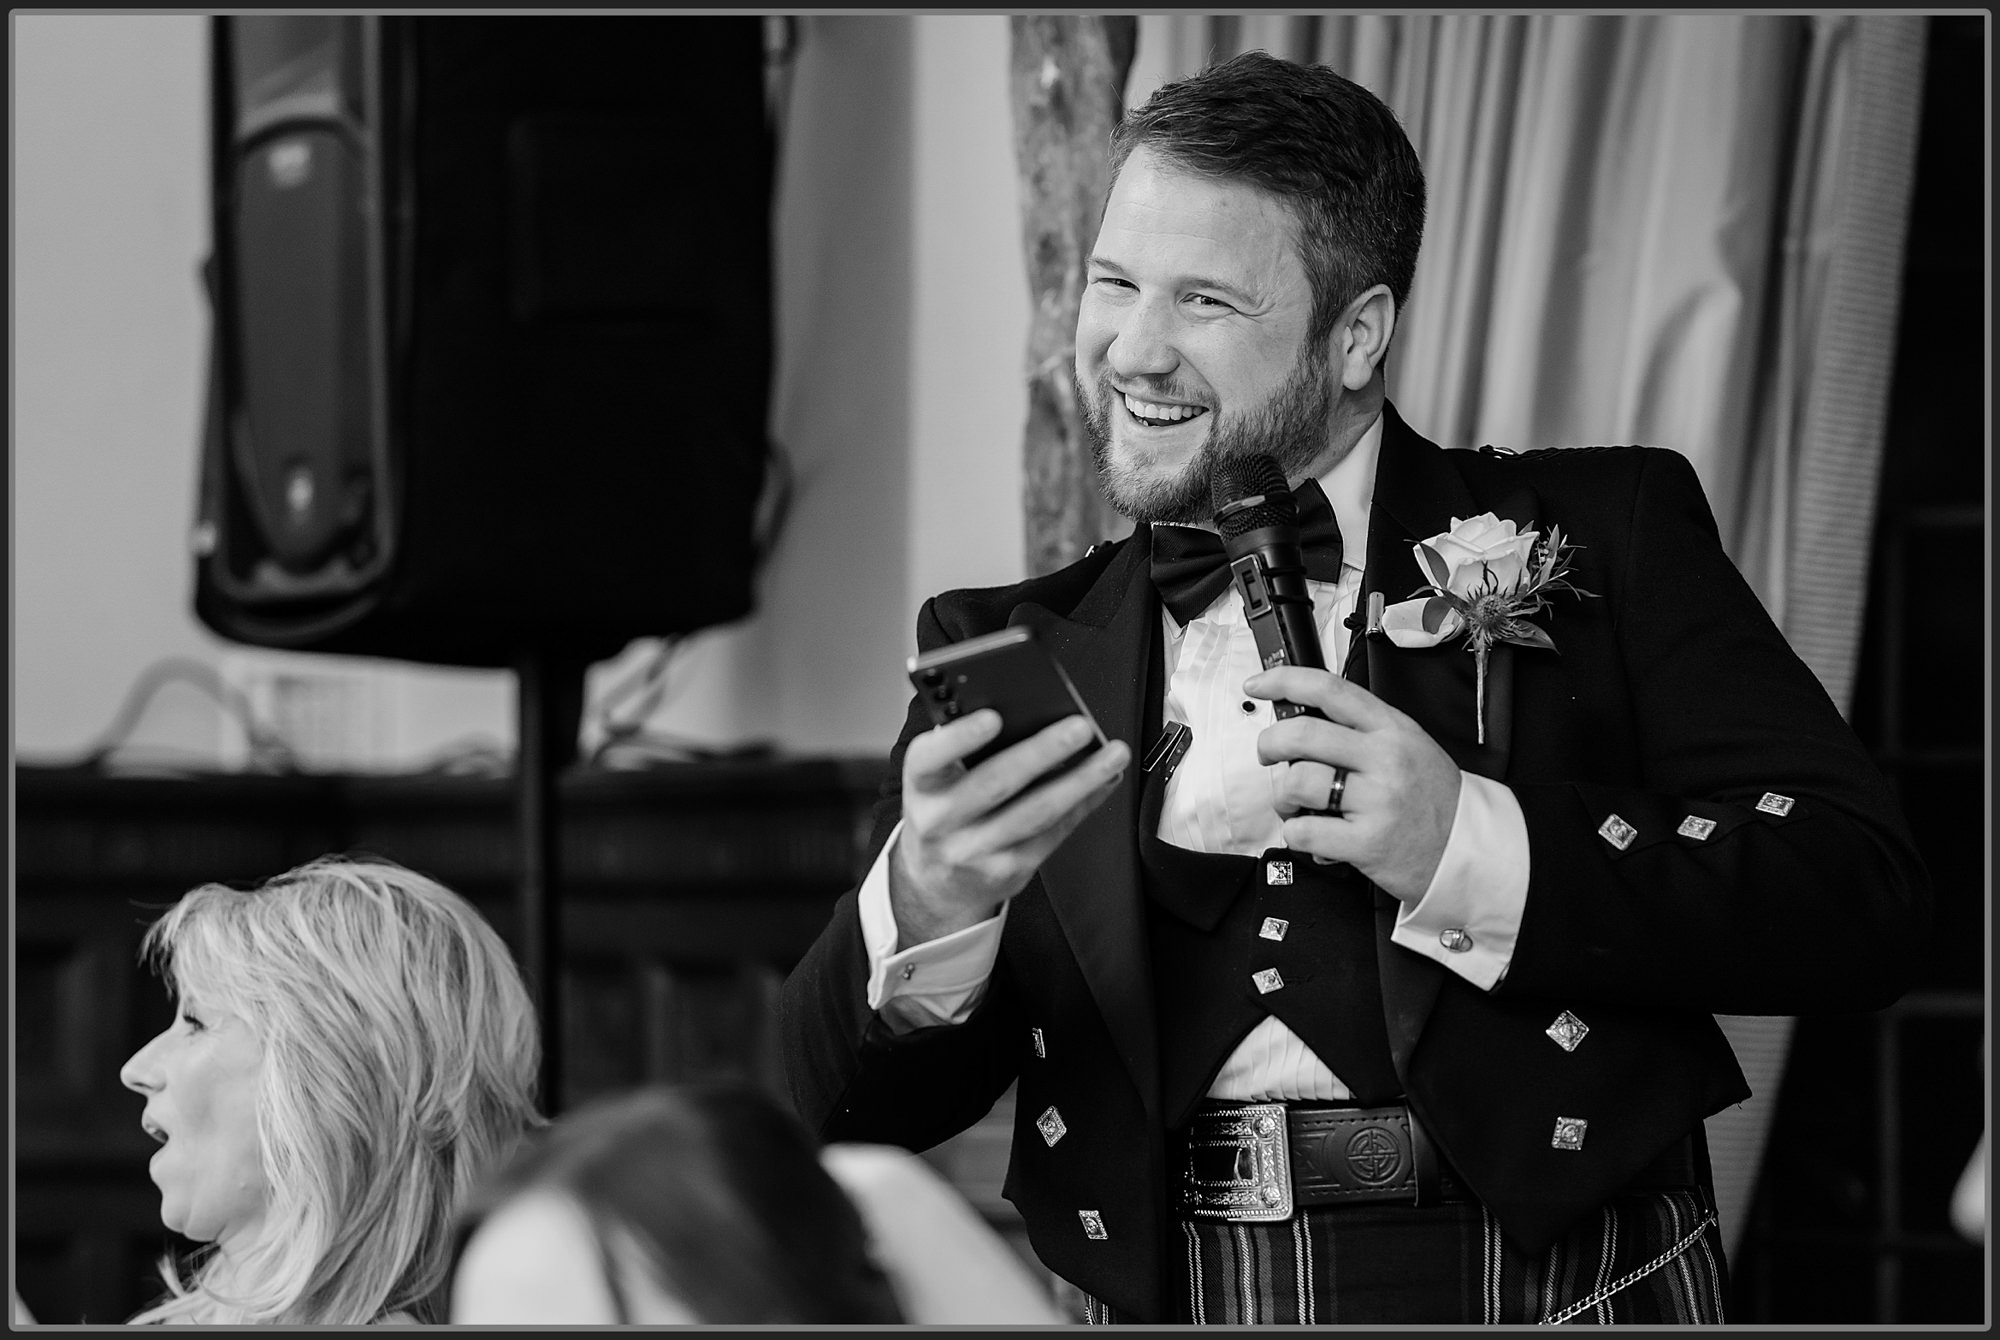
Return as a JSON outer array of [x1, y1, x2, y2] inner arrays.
[[1189, 294, 1231, 309], [179, 1011, 206, 1032]]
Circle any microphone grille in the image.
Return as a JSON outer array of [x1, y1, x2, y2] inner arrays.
[[1211, 454, 1296, 540]]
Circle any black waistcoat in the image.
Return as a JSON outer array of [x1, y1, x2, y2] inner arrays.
[[1137, 614, 1402, 1129]]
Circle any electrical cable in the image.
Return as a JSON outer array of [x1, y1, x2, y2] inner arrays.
[[52, 656, 301, 775], [589, 635, 687, 744]]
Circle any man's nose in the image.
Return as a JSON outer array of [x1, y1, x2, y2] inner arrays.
[[1105, 300, 1179, 379], [120, 1032, 164, 1094]]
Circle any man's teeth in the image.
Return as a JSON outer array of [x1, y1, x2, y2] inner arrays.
[[143, 1120, 167, 1144], [1123, 394, 1206, 424]]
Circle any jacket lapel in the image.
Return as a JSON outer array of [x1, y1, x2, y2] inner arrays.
[[1010, 536, 1161, 1127], [1362, 404, 1537, 1071], [1363, 403, 1530, 780]]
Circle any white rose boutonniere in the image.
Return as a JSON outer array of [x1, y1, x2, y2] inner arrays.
[[1378, 512, 1594, 742]]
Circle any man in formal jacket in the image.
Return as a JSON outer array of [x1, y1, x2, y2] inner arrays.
[[781, 51, 1930, 1324]]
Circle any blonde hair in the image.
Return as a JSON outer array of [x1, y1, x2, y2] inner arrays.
[[128, 856, 544, 1325]]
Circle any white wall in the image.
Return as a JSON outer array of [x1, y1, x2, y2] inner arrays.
[[11, 15, 1029, 769], [907, 16, 1028, 609], [13, 15, 226, 764]]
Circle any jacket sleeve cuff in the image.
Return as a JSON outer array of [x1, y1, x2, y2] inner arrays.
[[1390, 771, 1528, 990], [860, 822, 1008, 1030]]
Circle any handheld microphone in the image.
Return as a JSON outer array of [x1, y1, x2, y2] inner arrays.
[[1211, 454, 1327, 722]]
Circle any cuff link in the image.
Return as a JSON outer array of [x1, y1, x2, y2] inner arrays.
[[1266, 859, 1294, 886], [1597, 814, 1638, 850], [1079, 1209, 1109, 1240], [1546, 1010, 1589, 1052], [1258, 917, 1290, 942], [1755, 792, 1796, 816], [899, 963, 916, 981], [1036, 1106, 1068, 1147], [1552, 1117, 1589, 1151], [1677, 815, 1716, 840], [1438, 927, 1474, 953], [1252, 968, 1286, 994]]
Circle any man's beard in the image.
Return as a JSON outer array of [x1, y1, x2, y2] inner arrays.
[[1077, 342, 1335, 525]]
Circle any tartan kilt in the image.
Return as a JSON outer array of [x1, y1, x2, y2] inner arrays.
[[1082, 1186, 1727, 1325]]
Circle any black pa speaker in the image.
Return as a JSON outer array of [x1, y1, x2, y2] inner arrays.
[[192, 16, 774, 668]]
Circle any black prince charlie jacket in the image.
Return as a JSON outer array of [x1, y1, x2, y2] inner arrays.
[[781, 403, 1930, 1321]]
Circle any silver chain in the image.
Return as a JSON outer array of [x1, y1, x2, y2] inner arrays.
[[1540, 1209, 1718, 1325]]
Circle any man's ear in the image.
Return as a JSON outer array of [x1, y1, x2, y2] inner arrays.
[[1331, 285, 1398, 391]]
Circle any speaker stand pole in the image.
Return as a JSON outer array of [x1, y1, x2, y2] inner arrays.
[[515, 645, 586, 1118]]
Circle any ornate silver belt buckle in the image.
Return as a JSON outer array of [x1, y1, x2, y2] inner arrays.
[[1188, 1102, 1293, 1222]]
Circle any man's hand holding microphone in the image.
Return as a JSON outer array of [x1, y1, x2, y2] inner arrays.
[[1215, 453, 1461, 905]]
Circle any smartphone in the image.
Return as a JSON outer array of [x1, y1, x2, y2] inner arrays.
[[906, 625, 1108, 779]]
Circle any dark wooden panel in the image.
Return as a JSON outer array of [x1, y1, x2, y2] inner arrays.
[[16, 1173, 194, 1326]]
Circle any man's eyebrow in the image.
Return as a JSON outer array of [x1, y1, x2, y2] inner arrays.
[[1085, 255, 1259, 307]]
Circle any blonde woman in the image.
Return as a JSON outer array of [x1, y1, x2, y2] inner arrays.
[[115, 856, 543, 1325]]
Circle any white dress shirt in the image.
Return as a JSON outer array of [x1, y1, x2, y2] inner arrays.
[[857, 413, 1531, 1102]]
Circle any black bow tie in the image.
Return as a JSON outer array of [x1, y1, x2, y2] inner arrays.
[[1149, 478, 1346, 623]]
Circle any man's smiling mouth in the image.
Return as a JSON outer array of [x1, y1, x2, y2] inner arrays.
[[1123, 392, 1210, 426]]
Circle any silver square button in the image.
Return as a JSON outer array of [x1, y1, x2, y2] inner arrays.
[[1546, 1010, 1589, 1052], [1597, 815, 1638, 850], [1037, 1106, 1067, 1147]]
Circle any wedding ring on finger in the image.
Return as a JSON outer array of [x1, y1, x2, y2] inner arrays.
[[1324, 766, 1349, 819]]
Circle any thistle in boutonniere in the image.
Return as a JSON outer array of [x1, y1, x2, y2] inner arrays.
[[1378, 513, 1594, 743]]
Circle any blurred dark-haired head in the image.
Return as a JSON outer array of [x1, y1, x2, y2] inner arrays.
[[448, 1082, 904, 1325]]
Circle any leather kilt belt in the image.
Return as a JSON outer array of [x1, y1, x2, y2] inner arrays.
[[1181, 1100, 1463, 1221], [1180, 1100, 1700, 1223], [1176, 1104, 1696, 1232]]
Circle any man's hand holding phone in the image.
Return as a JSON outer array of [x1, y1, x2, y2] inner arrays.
[[891, 629, 1129, 947], [891, 707, 1128, 946]]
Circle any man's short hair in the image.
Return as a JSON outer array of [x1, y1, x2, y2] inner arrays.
[[1109, 50, 1427, 348]]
